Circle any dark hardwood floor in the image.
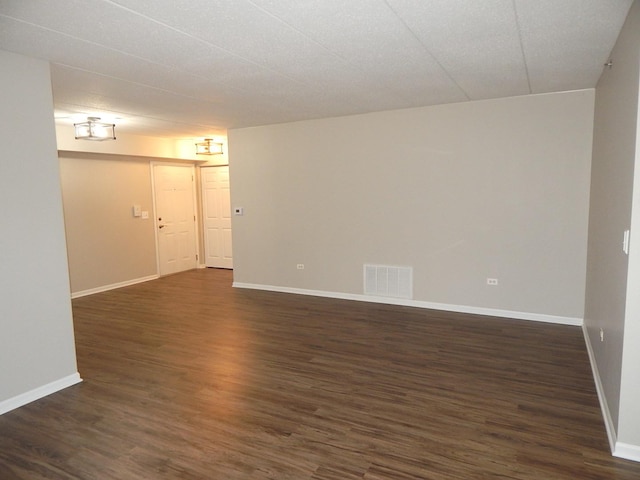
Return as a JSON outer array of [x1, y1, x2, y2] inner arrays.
[[1, 268, 639, 479]]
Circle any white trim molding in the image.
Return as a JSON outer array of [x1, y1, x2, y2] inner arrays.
[[0, 373, 82, 415], [614, 442, 640, 463], [582, 325, 617, 454], [232, 282, 583, 326], [71, 274, 159, 299], [581, 326, 640, 463]]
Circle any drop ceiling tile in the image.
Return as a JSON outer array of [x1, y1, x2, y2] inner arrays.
[[110, 0, 342, 75], [0, 17, 255, 107], [0, 15, 71, 62], [50, 65, 305, 134], [55, 107, 225, 138], [386, 0, 530, 99], [251, 0, 466, 104], [3, 34, 261, 112], [1, 0, 634, 137], [250, 1, 434, 70], [515, 0, 634, 92], [0, 0, 235, 70], [51, 66, 226, 117]]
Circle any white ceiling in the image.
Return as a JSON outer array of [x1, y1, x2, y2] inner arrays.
[[0, 0, 633, 138]]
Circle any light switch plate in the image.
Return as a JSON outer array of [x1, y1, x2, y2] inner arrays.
[[234, 207, 244, 216], [623, 229, 630, 255]]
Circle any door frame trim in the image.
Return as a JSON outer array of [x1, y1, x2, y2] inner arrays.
[[150, 162, 200, 276], [200, 164, 232, 269]]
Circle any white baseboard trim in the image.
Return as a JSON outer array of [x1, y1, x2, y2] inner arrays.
[[614, 442, 640, 462], [232, 282, 582, 326], [0, 373, 82, 415], [71, 274, 159, 299], [582, 325, 617, 454]]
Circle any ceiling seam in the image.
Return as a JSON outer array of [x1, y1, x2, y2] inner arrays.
[[101, 0, 372, 112], [6, 0, 627, 137], [0, 13, 306, 108], [55, 97, 226, 132], [101, 0, 308, 86], [511, 0, 533, 94], [244, 0, 423, 104], [382, 0, 470, 101], [243, 0, 356, 66], [51, 62, 300, 118]]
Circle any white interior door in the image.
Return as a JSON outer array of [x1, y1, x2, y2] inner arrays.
[[202, 166, 233, 269], [153, 164, 197, 276]]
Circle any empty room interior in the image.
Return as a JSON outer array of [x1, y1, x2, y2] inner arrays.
[[2, 1, 640, 478]]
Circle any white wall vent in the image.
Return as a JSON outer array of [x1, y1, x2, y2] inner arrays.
[[364, 264, 413, 299]]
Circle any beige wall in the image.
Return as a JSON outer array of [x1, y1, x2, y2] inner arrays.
[[584, 0, 640, 442], [229, 90, 594, 321], [57, 128, 229, 289], [59, 154, 158, 295], [585, 0, 640, 454], [0, 50, 80, 411]]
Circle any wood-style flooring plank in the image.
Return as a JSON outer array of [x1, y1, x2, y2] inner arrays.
[[0, 268, 639, 479]]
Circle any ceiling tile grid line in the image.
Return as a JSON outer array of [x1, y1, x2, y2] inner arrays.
[[0, 0, 268, 72], [1, 8, 364, 127], [0, 8, 309, 93], [101, 0, 312, 85], [0, 1, 233, 70], [0, 10, 345, 120], [101, 0, 386, 114], [382, 0, 531, 100], [49, 64, 315, 134], [106, 0, 378, 82], [105, 0, 438, 106], [245, 0, 464, 104], [514, 0, 635, 93], [510, 0, 533, 95], [0, 0, 634, 137], [381, 0, 471, 101]]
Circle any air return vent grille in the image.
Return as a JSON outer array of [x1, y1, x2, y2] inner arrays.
[[364, 265, 413, 299]]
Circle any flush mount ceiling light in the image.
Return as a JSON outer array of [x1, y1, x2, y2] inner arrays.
[[74, 117, 116, 141], [195, 138, 223, 155]]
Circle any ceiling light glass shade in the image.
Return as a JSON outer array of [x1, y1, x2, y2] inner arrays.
[[74, 117, 116, 141], [195, 138, 223, 155]]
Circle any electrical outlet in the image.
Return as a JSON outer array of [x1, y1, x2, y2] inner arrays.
[[297, 264, 305, 270], [486, 278, 498, 286]]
